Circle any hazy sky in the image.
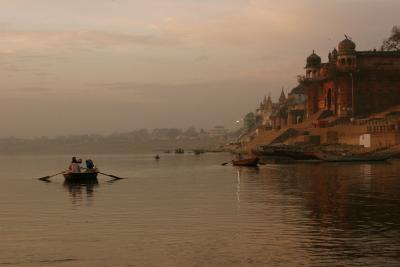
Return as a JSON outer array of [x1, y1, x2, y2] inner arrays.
[[0, 0, 399, 137]]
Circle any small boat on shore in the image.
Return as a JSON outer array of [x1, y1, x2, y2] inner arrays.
[[63, 170, 99, 182], [232, 157, 259, 167]]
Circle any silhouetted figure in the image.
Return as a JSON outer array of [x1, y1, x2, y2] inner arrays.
[[85, 159, 95, 172]]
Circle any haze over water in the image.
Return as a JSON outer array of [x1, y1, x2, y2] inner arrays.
[[1, 153, 399, 267]]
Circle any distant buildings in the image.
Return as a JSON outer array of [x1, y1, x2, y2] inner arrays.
[[207, 126, 228, 137], [251, 85, 306, 131], [238, 37, 400, 151], [299, 37, 400, 119]]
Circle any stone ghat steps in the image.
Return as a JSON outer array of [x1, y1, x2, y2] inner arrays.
[[245, 111, 326, 150]]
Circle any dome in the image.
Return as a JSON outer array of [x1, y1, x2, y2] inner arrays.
[[306, 51, 321, 68], [338, 37, 356, 55]]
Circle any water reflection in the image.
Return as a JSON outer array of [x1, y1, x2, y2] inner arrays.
[[63, 179, 99, 205], [238, 161, 400, 266]]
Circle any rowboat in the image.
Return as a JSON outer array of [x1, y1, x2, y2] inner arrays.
[[175, 148, 185, 154], [63, 170, 99, 181], [232, 157, 259, 167], [194, 149, 205, 155]]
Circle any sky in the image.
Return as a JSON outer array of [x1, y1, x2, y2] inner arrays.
[[0, 0, 399, 137]]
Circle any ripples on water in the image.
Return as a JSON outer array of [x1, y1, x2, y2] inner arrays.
[[0, 154, 399, 266]]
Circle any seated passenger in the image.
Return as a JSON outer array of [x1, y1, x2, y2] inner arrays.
[[69, 157, 81, 173]]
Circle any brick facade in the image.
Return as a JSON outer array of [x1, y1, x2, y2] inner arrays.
[[299, 38, 400, 119]]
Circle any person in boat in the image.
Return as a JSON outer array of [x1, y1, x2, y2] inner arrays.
[[155, 154, 160, 160], [69, 157, 81, 173], [85, 159, 95, 172]]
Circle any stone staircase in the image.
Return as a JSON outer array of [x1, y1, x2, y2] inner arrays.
[[270, 128, 299, 144], [242, 110, 343, 153]]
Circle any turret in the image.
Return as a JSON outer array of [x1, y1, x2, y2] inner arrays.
[[279, 88, 286, 104], [305, 50, 321, 79], [337, 36, 357, 69]]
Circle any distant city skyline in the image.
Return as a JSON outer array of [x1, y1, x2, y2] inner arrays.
[[0, 0, 399, 137]]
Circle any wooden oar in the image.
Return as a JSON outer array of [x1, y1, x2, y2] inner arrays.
[[98, 172, 125, 180], [37, 170, 67, 181], [80, 167, 124, 180]]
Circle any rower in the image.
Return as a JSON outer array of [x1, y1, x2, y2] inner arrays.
[[85, 159, 96, 172]]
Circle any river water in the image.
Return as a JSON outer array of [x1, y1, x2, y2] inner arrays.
[[1, 153, 399, 267]]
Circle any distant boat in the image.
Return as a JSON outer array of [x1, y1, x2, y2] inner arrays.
[[193, 149, 205, 155], [175, 148, 185, 154], [155, 154, 160, 160], [232, 157, 259, 167], [63, 170, 98, 182], [163, 150, 171, 154]]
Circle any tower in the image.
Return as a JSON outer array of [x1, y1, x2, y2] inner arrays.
[[279, 88, 287, 105], [337, 36, 357, 70], [305, 50, 321, 79]]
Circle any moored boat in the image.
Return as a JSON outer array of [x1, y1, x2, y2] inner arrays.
[[232, 157, 259, 167], [314, 151, 393, 162], [253, 145, 320, 160]]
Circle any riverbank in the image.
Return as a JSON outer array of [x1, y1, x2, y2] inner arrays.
[[234, 106, 400, 156]]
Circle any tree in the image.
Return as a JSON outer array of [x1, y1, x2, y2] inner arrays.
[[243, 112, 256, 132], [381, 26, 400, 51], [184, 126, 198, 137]]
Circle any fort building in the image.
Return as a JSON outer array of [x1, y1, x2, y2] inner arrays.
[[236, 37, 400, 153], [298, 37, 400, 119]]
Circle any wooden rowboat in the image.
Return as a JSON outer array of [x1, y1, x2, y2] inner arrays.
[[63, 171, 99, 181], [232, 157, 259, 167]]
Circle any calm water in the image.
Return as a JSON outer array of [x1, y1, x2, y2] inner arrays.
[[1, 153, 400, 267]]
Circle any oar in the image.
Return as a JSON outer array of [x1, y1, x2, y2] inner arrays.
[[80, 167, 124, 180], [98, 172, 125, 180], [37, 170, 67, 181]]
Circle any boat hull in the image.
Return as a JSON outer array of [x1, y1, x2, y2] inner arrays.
[[63, 172, 99, 181], [314, 152, 393, 162], [232, 157, 259, 167], [253, 146, 319, 160]]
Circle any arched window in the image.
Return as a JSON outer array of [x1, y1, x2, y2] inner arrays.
[[341, 58, 345, 65], [347, 58, 352, 65], [327, 89, 332, 110]]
